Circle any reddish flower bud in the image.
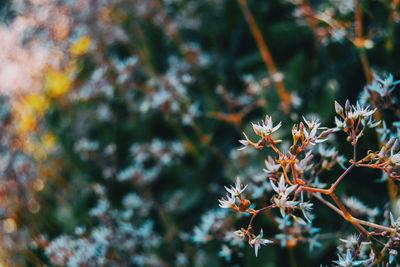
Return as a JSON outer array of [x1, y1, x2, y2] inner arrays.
[[345, 118, 354, 128], [319, 129, 333, 139], [239, 199, 251, 212]]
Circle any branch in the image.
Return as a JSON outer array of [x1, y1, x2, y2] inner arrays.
[[236, 0, 291, 113]]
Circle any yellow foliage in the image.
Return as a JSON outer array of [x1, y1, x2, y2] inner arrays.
[[25, 93, 50, 116], [16, 110, 37, 133], [14, 92, 51, 135], [41, 132, 56, 152], [45, 68, 70, 98], [32, 132, 56, 160], [69, 35, 91, 56]]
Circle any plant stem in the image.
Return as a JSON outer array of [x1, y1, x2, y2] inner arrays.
[[236, 0, 291, 113]]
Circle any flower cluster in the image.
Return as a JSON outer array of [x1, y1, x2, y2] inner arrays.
[[220, 98, 400, 265], [40, 184, 162, 266]]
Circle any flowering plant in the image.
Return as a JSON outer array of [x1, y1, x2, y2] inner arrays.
[[220, 93, 400, 265], [1, 0, 400, 266]]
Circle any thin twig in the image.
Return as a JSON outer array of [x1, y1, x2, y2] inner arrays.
[[236, 0, 291, 113]]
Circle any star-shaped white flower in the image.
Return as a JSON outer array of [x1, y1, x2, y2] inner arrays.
[[251, 115, 282, 137], [274, 196, 298, 217], [333, 249, 366, 266], [351, 101, 376, 119], [264, 156, 281, 174], [224, 176, 247, 197], [299, 193, 313, 222], [218, 193, 236, 209], [250, 229, 273, 257], [302, 116, 321, 130], [270, 175, 297, 198], [334, 116, 345, 131], [238, 132, 254, 150]]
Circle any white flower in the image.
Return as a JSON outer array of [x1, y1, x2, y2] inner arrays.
[[390, 249, 398, 264], [250, 229, 273, 257], [218, 245, 232, 261], [274, 196, 298, 217], [343, 196, 378, 219], [334, 116, 345, 131], [270, 175, 297, 198], [233, 229, 246, 239], [264, 156, 281, 173], [265, 115, 282, 134], [390, 212, 400, 228], [390, 153, 400, 165], [224, 176, 247, 197], [302, 116, 321, 130], [303, 124, 327, 145], [318, 145, 337, 158], [351, 102, 376, 118], [333, 249, 366, 266], [365, 117, 381, 128], [238, 132, 253, 150], [218, 194, 236, 209], [252, 115, 282, 137], [311, 177, 328, 189], [339, 234, 370, 249], [299, 193, 313, 222], [294, 152, 313, 173]]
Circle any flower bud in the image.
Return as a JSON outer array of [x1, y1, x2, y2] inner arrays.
[[319, 129, 333, 139], [238, 199, 251, 212], [345, 118, 354, 128], [345, 99, 351, 114], [292, 125, 300, 145], [386, 137, 395, 148], [234, 229, 246, 239], [297, 150, 306, 160], [299, 122, 305, 135], [290, 144, 299, 155], [392, 139, 399, 151], [334, 101, 344, 116], [378, 146, 387, 158]]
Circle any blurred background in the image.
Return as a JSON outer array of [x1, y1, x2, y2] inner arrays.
[[0, 0, 400, 266]]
